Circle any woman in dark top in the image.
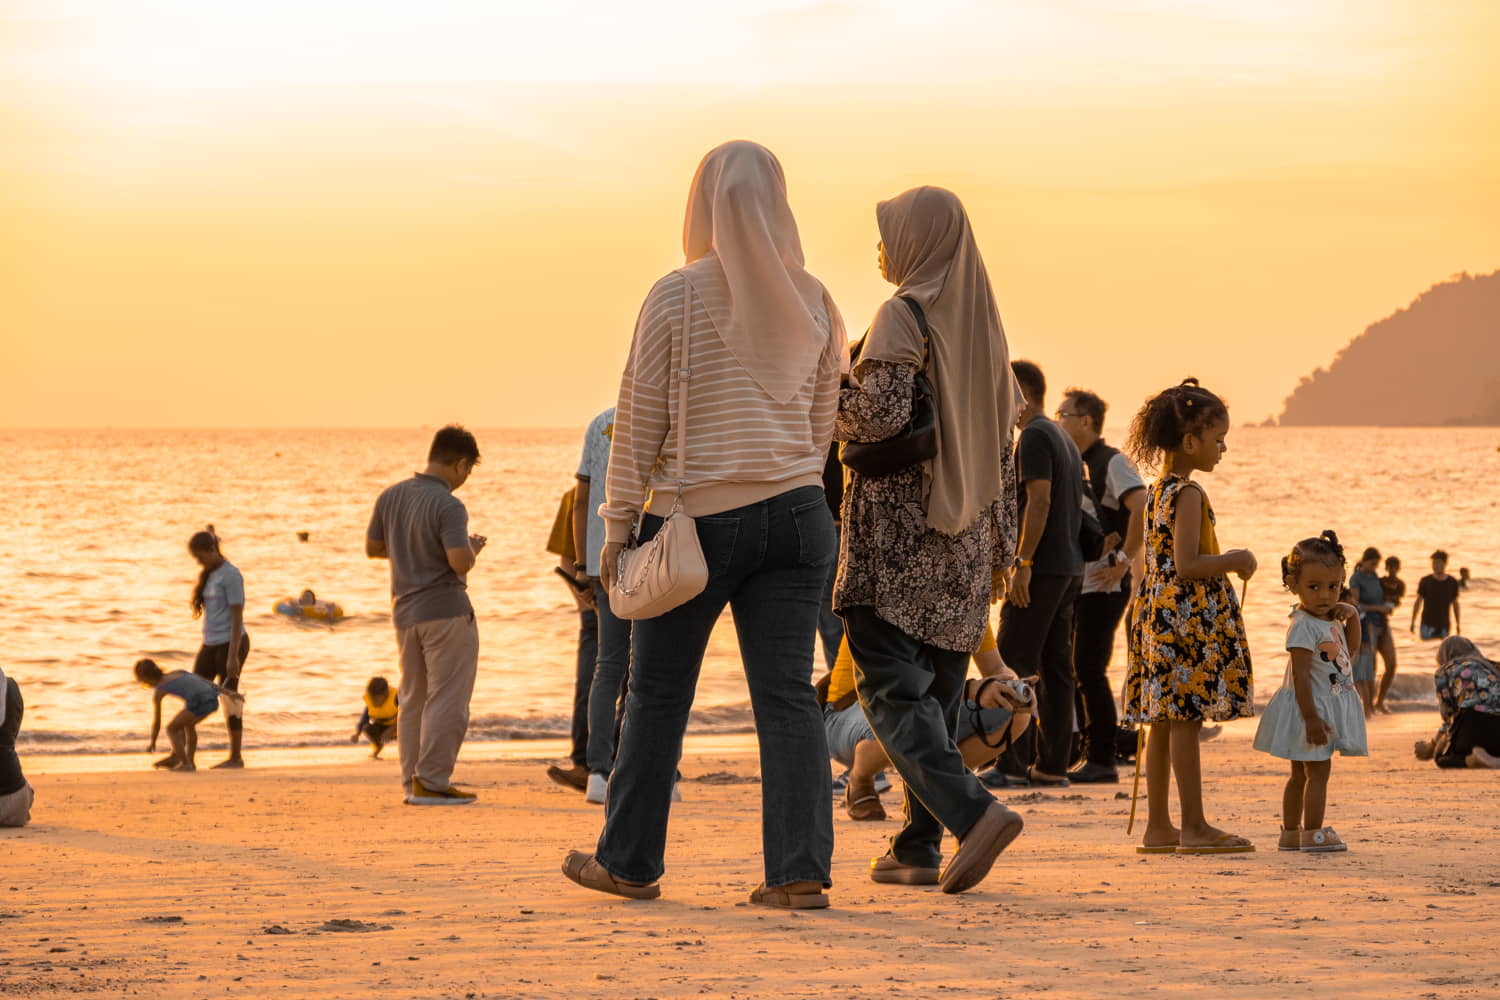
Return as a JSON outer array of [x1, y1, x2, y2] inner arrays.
[[0, 667, 34, 827], [836, 186, 1021, 894]]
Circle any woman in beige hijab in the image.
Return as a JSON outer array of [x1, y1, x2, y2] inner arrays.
[[835, 186, 1024, 894], [563, 141, 844, 909]]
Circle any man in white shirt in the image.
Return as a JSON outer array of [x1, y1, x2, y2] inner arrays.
[[1055, 389, 1146, 783]]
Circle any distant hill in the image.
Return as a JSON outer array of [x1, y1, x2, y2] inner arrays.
[[1278, 271, 1500, 426]]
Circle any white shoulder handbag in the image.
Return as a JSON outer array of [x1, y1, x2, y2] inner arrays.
[[609, 276, 710, 620]]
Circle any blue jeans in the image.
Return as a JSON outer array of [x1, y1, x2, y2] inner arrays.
[[817, 523, 844, 672], [569, 605, 598, 766], [843, 605, 995, 869], [585, 580, 632, 776], [596, 485, 835, 887]]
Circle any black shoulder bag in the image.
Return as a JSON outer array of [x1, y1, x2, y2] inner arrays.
[[839, 296, 938, 478]]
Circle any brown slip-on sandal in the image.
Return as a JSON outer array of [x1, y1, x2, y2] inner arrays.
[[939, 801, 1024, 894], [869, 853, 939, 885], [749, 882, 829, 909], [845, 784, 886, 822], [561, 850, 660, 900]]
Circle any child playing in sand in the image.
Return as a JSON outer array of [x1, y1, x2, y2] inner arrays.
[[1253, 532, 1367, 852], [351, 676, 399, 758], [135, 658, 225, 771], [1122, 379, 1257, 855]]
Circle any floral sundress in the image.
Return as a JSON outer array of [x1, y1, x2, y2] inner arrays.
[[1123, 475, 1253, 723]]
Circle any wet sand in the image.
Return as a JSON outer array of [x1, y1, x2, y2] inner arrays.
[[2, 711, 1496, 999]]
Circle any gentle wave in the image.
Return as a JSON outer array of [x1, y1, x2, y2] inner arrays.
[[15, 704, 760, 755]]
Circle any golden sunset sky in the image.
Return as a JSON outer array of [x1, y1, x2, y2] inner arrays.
[[3, 0, 1496, 428]]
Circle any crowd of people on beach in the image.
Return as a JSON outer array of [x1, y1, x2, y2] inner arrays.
[[5, 142, 1495, 910], [522, 140, 1500, 905]]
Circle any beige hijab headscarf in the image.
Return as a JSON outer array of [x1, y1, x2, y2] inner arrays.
[[680, 141, 836, 402], [856, 186, 1017, 535]]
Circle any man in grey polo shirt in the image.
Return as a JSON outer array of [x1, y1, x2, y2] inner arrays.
[[367, 425, 487, 805]]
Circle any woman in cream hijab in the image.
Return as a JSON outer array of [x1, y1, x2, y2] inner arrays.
[[563, 141, 843, 909], [835, 186, 1023, 894]]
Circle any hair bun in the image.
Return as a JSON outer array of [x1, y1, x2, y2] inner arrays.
[[1179, 377, 1201, 389], [1320, 529, 1344, 557]]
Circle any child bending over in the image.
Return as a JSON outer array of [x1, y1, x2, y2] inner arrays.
[[134, 658, 226, 772]]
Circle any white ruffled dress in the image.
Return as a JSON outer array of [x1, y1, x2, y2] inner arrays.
[[1253, 608, 1368, 761]]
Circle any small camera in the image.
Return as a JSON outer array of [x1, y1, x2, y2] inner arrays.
[[1000, 677, 1034, 707]]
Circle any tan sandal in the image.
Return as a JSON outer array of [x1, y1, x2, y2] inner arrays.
[[845, 783, 886, 822], [749, 882, 829, 909], [561, 850, 660, 900], [939, 801, 1024, 894]]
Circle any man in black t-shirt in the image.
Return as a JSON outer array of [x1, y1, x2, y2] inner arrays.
[[1412, 549, 1462, 640], [994, 361, 1086, 786]]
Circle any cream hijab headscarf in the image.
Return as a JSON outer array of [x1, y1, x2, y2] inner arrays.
[[680, 141, 837, 402], [855, 186, 1017, 535]]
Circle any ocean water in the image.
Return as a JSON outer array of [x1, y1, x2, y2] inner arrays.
[[2, 427, 1496, 756]]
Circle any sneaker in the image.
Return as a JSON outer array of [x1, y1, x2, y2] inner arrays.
[[979, 767, 1028, 789], [869, 852, 940, 886], [1067, 761, 1120, 784], [406, 778, 477, 805], [830, 769, 850, 795], [1027, 766, 1070, 788], [585, 772, 607, 804], [1300, 826, 1347, 853]]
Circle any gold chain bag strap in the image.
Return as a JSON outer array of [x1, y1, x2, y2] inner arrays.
[[609, 275, 710, 620]]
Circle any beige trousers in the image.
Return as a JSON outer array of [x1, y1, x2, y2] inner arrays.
[[396, 613, 480, 792], [0, 782, 34, 827]]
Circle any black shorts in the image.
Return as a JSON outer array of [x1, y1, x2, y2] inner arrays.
[[194, 633, 251, 690], [361, 720, 396, 741]]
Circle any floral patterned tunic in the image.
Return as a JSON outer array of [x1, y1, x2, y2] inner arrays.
[[1123, 474, 1253, 723], [1434, 655, 1500, 748], [833, 360, 1017, 653]]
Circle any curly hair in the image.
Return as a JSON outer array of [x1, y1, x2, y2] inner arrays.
[[1124, 378, 1229, 470], [1281, 530, 1346, 589]]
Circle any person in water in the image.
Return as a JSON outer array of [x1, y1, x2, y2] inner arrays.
[[135, 658, 224, 771], [352, 676, 399, 758], [188, 528, 249, 767]]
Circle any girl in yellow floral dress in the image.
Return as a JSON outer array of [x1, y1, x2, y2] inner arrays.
[[1123, 379, 1257, 854]]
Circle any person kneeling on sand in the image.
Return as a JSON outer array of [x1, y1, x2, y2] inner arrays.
[[135, 658, 233, 772], [1414, 637, 1500, 769], [0, 666, 35, 827], [821, 627, 1033, 821]]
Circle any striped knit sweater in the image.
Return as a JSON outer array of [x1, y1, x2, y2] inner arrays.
[[602, 269, 841, 544]]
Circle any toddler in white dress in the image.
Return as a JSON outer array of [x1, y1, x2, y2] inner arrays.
[[1253, 530, 1368, 852]]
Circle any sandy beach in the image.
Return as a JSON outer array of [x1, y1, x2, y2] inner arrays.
[[3, 709, 1495, 1000]]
